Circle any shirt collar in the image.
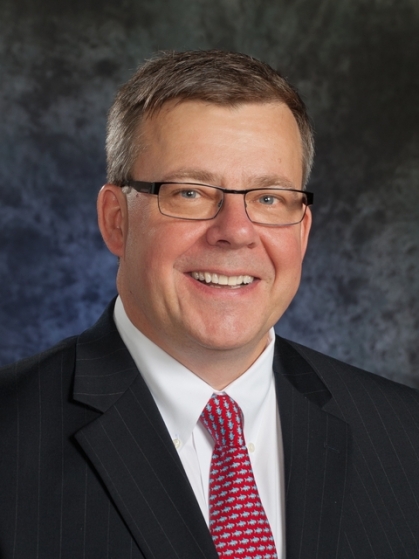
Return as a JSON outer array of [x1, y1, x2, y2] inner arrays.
[[113, 296, 275, 449]]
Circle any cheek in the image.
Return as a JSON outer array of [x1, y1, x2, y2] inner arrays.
[[123, 218, 156, 292], [125, 199, 163, 266], [123, 216, 192, 289], [264, 229, 305, 280]]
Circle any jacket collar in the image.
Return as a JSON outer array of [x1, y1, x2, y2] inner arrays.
[[273, 336, 350, 559], [73, 300, 139, 412]]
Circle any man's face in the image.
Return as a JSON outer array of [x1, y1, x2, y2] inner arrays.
[[115, 100, 311, 363]]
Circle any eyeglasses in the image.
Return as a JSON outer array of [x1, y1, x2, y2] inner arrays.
[[122, 181, 313, 227]]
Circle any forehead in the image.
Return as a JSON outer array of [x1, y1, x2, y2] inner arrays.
[[134, 100, 303, 187]]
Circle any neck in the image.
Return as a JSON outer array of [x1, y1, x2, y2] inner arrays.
[[116, 281, 271, 389], [119, 302, 269, 390], [159, 336, 270, 390]]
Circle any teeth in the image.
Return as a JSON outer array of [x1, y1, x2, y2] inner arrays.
[[191, 272, 255, 286]]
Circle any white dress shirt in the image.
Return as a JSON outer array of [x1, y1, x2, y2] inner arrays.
[[113, 296, 285, 557]]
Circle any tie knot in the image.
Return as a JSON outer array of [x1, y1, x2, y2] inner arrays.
[[200, 393, 245, 447]]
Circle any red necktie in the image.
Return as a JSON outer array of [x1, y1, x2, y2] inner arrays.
[[200, 393, 278, 558]]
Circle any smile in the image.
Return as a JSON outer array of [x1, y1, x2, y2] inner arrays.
[[190, 272, 255, 287]]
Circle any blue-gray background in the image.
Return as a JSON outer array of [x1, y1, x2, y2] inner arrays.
[[1, 0, 418, 386]]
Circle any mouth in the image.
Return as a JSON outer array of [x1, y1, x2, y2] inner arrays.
[[190, 271, 255, 288]]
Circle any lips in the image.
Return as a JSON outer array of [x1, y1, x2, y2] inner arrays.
[[190, 272, 255, 286]]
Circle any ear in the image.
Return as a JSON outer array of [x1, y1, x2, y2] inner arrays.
[[300, 206, 312, 259], [97, 184, 127, 257]]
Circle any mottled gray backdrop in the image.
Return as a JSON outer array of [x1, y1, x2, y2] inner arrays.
[[1, 0, 418, 386]]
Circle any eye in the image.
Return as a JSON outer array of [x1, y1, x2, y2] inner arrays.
[[180, 189, 200, 199], [255, 193, 288, 206], [258, 194, 276, 205]]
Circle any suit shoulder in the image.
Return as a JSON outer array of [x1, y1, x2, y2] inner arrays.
[[279, 336, 419, 403], [276, 337, 419, 453], [0, 336, 78, 394]]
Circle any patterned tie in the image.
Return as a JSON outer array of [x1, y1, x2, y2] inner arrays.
[[200, 393, 278, 559]]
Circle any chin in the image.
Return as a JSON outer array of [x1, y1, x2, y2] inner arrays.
[[187, 324, 267, 353]]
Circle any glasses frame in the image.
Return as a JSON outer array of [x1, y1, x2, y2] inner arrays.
[[122, 180, 314, 226]]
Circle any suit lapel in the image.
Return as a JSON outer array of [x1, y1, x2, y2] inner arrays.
[[73, 303, 218, 559], [274, 337, 351, 559]]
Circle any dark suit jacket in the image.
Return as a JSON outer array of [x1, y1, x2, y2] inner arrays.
[[1, 301, 419, 559]]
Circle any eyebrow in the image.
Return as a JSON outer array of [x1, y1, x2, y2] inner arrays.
[[159, 168, 297, 190], [160, 168, 219, 184]]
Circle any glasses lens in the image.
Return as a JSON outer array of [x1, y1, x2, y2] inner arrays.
[[245, 189, 308, 225], [158, 183, 223, 219]]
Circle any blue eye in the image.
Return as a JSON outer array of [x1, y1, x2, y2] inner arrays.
[[258, 195, 275, 205], [180, 189, 199, 198]]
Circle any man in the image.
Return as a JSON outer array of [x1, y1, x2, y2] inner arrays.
[[1, 50, 419, 559]]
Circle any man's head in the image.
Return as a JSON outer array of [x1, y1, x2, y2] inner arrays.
[[106, 50, 314, 188], [98, 50, 313, 386]]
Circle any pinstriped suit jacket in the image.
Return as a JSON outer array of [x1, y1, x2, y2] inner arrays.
[[1, 301, 419, 558]]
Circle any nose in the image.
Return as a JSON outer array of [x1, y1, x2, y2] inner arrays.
[[205, 192, 259, 249]]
